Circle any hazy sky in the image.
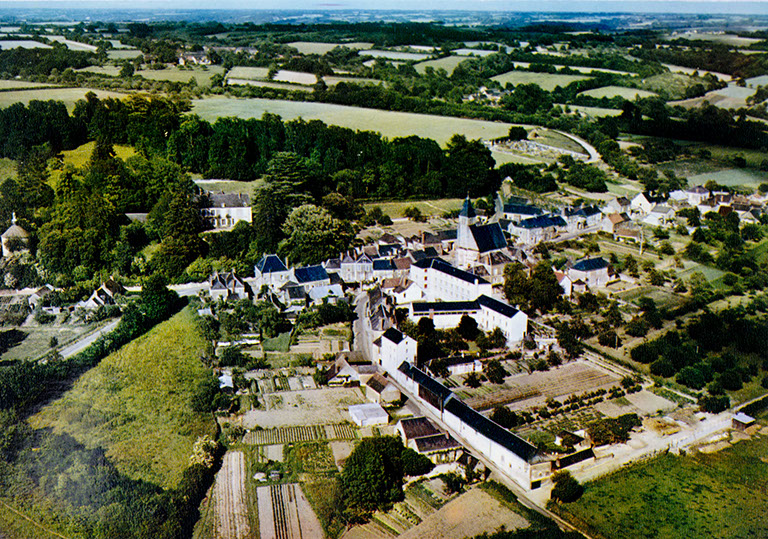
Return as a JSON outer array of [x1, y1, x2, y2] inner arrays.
[[3, 0, 768, 13]]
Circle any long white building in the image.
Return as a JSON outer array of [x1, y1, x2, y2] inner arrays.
[[410, 258, 493, 302]]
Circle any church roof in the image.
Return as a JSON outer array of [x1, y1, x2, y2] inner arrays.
[[2, 224, 28, 238], [469, 223, 507, 253], [459, 196, 476, 218]]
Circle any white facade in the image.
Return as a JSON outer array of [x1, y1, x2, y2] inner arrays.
[[378, 327, 417, 373], [410, 259, 493, 302]]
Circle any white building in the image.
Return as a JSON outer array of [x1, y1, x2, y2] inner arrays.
[[253, 254, 291, 291], [375, 327, 417, 373], [340, 253, 373, 283], [455, 197, 508, 268], [567, 257, 612, 289], [410, 258, 493, 302], [201, 192, 252, 230], [642, 204, 675, 228], [508, 214, 566, 246], [348, 402, 389, 427]]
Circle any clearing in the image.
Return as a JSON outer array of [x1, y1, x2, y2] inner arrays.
[[579, 86, 658, 100], [28, 307, 216, 488], [490, 71, 590, 91], [213, 451, 251, 539], [0, 88, 127, 111], [553, 423, 768, 539]]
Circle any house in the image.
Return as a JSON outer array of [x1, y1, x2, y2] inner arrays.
[[308, 284, 344, 305], [603, 197, 630, 215], [348, 402, 389, 427], [375, 327, 417, 373], [279, 281, 306, 309], [340, 253, 373, 283], [613, 225, 641, 243], [293, 265, 331, 292], [201, 192, 252, 230], [602, 212, 630, 234], [732, 412, 756, 431], [409, 295, 528, 347], [79, 280, 126, 310], [502, 203, 543, 222], [455, 197, 508, 268], [364, 373, 401, 405], [1, 213, 29, 258], [179, 51, 211, 65], [554, 271, 572, 297], [372, 258, 396, 280], [382, 276, 423, 304], [208, 271, 251, 302], [642, 205, 675, 228], [630, 192, 665, 216], [562, 206, 602, 233], [412, 434, 463, 465], [28, 284, 54, 310], [410, 258, 493, 302], [508, 214, 566, 246], [254, 254, 291, 291], [567, 258, 612, 288]]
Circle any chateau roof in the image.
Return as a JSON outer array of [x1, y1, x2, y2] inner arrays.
[[255, 254, 287, 274], [572, 257, 609, 272]]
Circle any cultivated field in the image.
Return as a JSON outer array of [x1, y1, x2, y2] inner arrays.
[[0, 80, 54, 89], [258, 483, 324, 539], [414, 55, 469, 75], [242, 423, 357, 445], [28, 307, 216, 488], [490, 71, 590, 91], [670, 84, 756, 110], [0, 88, 127, 111], [192, 97, 517, 145], [0, 40, 51, 49], [451, 48, 496, 57], [48, 36, 98, 51], [324, 76, 383, 86], [554, 426, 768, 539], [226, 66, 270, 81], [670, 31, 763, 47], [579, 86, 658, 100], [227, 79, 312, 92], [287, 41, 372, 55], [273, 70, 318, 85], [213, 451, 251, 539]]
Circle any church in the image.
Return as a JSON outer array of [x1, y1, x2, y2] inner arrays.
[[454, 197, 512, 279]]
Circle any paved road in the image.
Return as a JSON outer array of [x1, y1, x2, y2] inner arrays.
[[60, 319, 120, 358], [353, 291, 371, 362]]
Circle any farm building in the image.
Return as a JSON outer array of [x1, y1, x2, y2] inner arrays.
[[348, 402, 389, 427], [364, 373, 401, 405], [732, 412, 756, 431]]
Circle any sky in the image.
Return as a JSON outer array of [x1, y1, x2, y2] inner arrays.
[[2, 0, 768, 13]]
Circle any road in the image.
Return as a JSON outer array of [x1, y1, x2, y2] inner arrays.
[[353, 291, 371, 362], [554, 130, 600, 163], [60, 319, 120, 358]]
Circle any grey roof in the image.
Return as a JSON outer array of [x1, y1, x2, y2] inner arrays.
[[469, 223, 507, 253], [382, 327, 404, 345], [444, 396, 537, 462], [477, 295, 520, 318], [205, 192, 250, 208], [412, 301, 478, 314], [414, 258, 489, 286], [459, 196, 476, 218], [503, 204, 542, 216], [413, 434, 462, 453], [399, 416, 441, 440], [515, 215, 566, 229], [255, 254, 287, 274], [373, 259, 395, 271], [294, 265, 329, 283], [572, 257, 609, 272], [398, 362, 453, 406]]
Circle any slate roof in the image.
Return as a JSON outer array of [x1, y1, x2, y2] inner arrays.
[[398, 362, 453, 405], [477, 294, 520, 318], [571, 257, 609, 272], [373, 259, 395, 271], [515, 215, 566, 229], [444, 396, 537, 462], [459, 196, 476, 218], [294, 265, 329, 283], [255, 254, 288, 274], [503, 204, 542, 216], [382, 327, 405, 345], [469, 223, 507, 253], [418, 258, 490, 285], [365, 373, 391, 394], [414, 434, 462, 453], [205, 192, 250, 208], [412, 301, 478, 314]]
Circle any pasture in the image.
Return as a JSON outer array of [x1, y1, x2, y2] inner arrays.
[[107, 49, 143, 60], [225, 66, 269, 81], [0, 88, 126, 111], [414, 55, 469, 74], [671, 31, 763, 47], [192, 96, 518, 146], [0, 40, 50, 49], [579, 86, 658, 100], [554, 430, 768, 539], [136, 65, 226, 86], [358, 49, 430, 61], [491, 70, 590, 91], [28, 307, 216, 488], [363, 198, 464, 218], [0, 80, 54, 90], [687, 168, 768, 189], [286, 41, 372, 55]]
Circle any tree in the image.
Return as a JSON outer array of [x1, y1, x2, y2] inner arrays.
[[528, 262, 563, 313], [444, 134, 495, 197], [457, 315, 480, 341], [401, 448, 435, 477], [279, 204, 354, 266], [550, 471, 583, 503], [507, 126, 528, 140], [503, 262, 528, 308], [485, 359, 507, 384], [490, 406, 521, 428], [341, 436, 405, 516]]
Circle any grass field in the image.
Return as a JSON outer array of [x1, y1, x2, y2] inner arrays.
[[0, 80, 54, 90], [192, 97, 517, 146], [49, 141, 135, 187], [638, 72, 705, 100], [363, 197, 464, 218], [0, 88, 127, 111], [687, 168, 768, 189], [137, 65, 226, 86], [286, 41, 372, 55], [226, 66, 270, 81], [490, 70, 590, 91], [671, 31, 763, 47], [195, 178, 262, 195], [107, 49, 143, 60], [414, 55, 470, 75], [579, 86, 658, 100], [28, 307, 216, 489], [566, 105, 623, 118], [358, 49, 430, 61], [554, 429, 768, 539]]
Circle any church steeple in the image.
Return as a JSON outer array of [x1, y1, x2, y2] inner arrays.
[[457, 196, 477, 253], [459, 195, 476, 219]]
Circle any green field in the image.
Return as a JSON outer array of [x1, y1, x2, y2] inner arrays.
[[192, 96, 517, 146], [671, 31, 762, 47], [566, 105, 623, 118], [107, 49, 143, 60], [414, 55, 470, 75], [49, 141, 135, 187], [82, 65, 225, 86], [0, 80, 55, 90], [195, 178, 263, 195], [554, 429, 768, 539], [490, 71, 590, 91], [579, 86, 658, 100], [363, 197, 464, 218], [0, 88, 127, 111], [286, 41, 372, 55], [687, 168, 768, 189], [28, 307, 216, 488], [226, 66, 270, 81], [638, 72, 705, 100]]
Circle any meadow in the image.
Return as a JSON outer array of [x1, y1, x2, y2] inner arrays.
[[553, 429, 768, 539], [670, 31, 763, 47], [0, 87, 126, 111], [0, 80, 54, 90], [286, 41, 372, 55], [49, 140, 135, 187], [107, 49, 143, 60], [80, 64, 226, 86], [28, 307, 216, 489], [490, 70, 590, 91], [687, 168, 768, 189], [579, 86, 658, 100], [363, 197, 464, 218], [358, 49, 430, 61], [191, 96, 516, 146], [414, 55, 470, 75]]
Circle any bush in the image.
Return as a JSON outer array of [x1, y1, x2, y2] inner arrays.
[[490, 406, 521, 428], [550, 471, 583, 503], [700, 393, 729, 413], [464, 372, 482, 388], [402, 448, 435, 476]]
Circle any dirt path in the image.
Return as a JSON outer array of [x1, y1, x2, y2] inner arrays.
[[214, 451, 251, 539], [0, 499, 69, 539]]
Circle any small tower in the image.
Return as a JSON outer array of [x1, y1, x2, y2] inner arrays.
[[457, 196, 477, 250], [1, 212, 29, 258]]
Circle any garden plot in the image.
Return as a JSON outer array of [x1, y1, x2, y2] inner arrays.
[[213, 451, 250, 539], [330, 440, 354, 469], [242, 422, 357, 445], [257, 483, 324, 539]]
